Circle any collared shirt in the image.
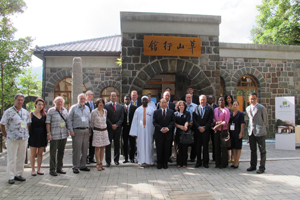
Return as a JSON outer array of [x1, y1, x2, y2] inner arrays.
[[200, 105, 206, 117], [67, 103, 91, 132], [186, 102, 197, 121], [46, 107, 69, 140], [161, 108, 167, 116], [131, 100, 138, 106], [0, 106, 31, 141], [250, 103, 258, 113]]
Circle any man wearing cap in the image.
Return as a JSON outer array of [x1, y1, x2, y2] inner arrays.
[[129, 96, 155, 166]]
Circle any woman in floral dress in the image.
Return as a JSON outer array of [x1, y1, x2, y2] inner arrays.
[[90, 98, 110, 171]]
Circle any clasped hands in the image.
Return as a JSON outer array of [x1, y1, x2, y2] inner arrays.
[[161, 127, 169, 133]]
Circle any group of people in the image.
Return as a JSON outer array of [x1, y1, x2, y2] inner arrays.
[[0, 87, 268, 184]]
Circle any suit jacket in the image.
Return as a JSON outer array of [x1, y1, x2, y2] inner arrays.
[[246, 103, 268, 137], [85, 101, 96, 112], [122, 104, 137, 128], [181, 94, 200, 105], [104, 102, 124, 129], [193, 105, 214, 132], [157, 101, 176, 112], [207, 103, 219, 110], [131, 100, 142, 107], [153, 108, 175, 140]]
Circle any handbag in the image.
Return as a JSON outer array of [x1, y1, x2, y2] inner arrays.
[[220, 125, 231, 148], [180, 129, 194, 145]]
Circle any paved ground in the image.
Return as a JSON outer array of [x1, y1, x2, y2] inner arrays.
[[0, 140, 300, 200]]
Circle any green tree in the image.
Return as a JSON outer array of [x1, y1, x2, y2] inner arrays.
[[251, 0, 300, 45], [0, 0, 33, 116], [17, 68, 42, 97]]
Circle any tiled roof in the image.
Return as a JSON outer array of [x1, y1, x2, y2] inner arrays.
[[36, 35, 121, 52]]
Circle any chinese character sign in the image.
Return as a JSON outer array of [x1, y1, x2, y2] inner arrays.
[[144, 36, 201, 57]]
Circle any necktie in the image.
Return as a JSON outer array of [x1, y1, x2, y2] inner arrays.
[[163, 109, 166, 120], [201, 107, 204, 118], [113, 103, 116, 113], [90, 102, 94, 110], [143, 107, 146, 128], [126, 106, 129, 124], [134, 101, 136, 106]]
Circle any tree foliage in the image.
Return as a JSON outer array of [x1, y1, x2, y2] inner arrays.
[[251, 0, 300, 45], [17, 68, 42, 97], [0, 0, 33, 116]]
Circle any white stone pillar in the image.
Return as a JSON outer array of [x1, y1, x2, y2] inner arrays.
[[72, 57, 83, 105]]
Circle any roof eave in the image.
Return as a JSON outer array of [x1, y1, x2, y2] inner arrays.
[[33, 51, 121, 60]]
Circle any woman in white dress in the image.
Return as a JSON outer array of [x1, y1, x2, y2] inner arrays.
[[90, 98, 110, 171]]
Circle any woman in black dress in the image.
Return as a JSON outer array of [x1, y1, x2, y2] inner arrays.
[[174, 101, 190, 168], [28, 98, 47, 176], [229, 101, 245, 168]]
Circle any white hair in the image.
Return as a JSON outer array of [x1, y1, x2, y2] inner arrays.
[[53, 96, 65, 106], [199, 94, 207, 100]]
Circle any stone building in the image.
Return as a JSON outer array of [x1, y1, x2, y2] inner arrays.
[[33, 12, 300, 138]]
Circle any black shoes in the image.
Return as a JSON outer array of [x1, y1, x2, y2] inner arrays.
[[195, 163, 202, 168], [106, 163, 111, 167], [123, 160, 129, 164], [256, 169, 265, 174], [157, 164, 162, 169], [86, 159, 90, 164], [130, 159, 135, 163], [14, 176, 26, 181], [114, 161, 119, 165], [190, 159, 195, 162], [73, 168, 80, 174], [168, 158, 173, 163], [80, 167, 90, 171], [57, 170, 66, 174], [8, 179, 15, 184], [203, 164, 209, 168], [163, 164, 168, 169], [247, 166, 256, 171], [89, 159, 97, 163], [50, 171, 58, 176]]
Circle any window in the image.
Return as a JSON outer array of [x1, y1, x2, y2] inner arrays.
[[236, 75, 258, 111], [101, 87, 120, 103], [54, 77, 86, 110]]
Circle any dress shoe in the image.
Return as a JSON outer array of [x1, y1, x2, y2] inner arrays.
[[190, 159, 195, 162], [157, 165, 162, 169], [230, 164, 235, 168], [247, 166, 256, 171], [89, 159, 97, 163], [123, 160, 129, 164], [73, 168, 80, 174], [256, 169, 265, 174], [8, 179, 15, 184], [50, 171, 58, 176], [106, 163, 111, 167], [114, 161, 119, 165], [194, 163, 202, 168], [203, 164, 209, 168], [130, 159, 135, 163], [80, 167, 90, 171], [163, 164, 168, 169], [86, 159, 90, 164], [168, 158, 173, 163], [14, 176, 26, 181], [233, 165, 239, 169], [57, 170, 66, 174]]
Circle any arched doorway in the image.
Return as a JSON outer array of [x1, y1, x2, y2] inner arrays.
[[236, 75, 258, 111], [101, 87, 120, 103], [54, 77, 86, 110]]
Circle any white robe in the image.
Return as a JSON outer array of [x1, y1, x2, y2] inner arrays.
[[148, 101, 156, 110], [129, 106, 155, 164]]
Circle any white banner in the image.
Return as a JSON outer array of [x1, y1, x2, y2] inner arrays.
[[275, 96, 295, 133]]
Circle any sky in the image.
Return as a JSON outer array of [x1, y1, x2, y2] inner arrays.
[[11, 0, 263, 68]]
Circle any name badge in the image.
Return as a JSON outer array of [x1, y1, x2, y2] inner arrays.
[[20, 121, 26, 128], [81, 116, 86, 122], [230, 123, 235, 131], [60, 121, 65, 128]]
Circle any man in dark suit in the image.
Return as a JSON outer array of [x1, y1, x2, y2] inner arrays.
[[157, 91, 176, 111], [85, 90, 97, 164], [104, 92, 124, 166], [246, 93, 268, 174], [153, 98, 175, 169], [164, 87, 175, 102], [193, 95, 213, 168], [207, 95, 219, 161], [131, 90, 142, 107], [122, 95, 137, 163], [181, 86, 199, 105]]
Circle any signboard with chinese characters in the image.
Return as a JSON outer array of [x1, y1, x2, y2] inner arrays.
[[144, 36, 201, 57], [275, 96, 295, 134]]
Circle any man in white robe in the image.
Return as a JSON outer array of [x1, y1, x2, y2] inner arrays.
[[129, 96, 155, 165]]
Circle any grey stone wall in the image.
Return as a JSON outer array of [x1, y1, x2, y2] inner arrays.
[[121, 33, 221, 98], [44, 67, 121, 109], [220, 57, 300, 138]]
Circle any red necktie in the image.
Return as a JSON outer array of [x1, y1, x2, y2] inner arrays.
[[163, 109, 166, 120], [113, 103, 116, 113]]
